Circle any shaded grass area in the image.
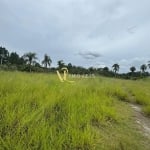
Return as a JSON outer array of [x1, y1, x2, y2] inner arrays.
[[0, 71, 150, 150]]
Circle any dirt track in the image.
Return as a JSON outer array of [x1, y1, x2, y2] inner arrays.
[[130, 104, 150, 138]]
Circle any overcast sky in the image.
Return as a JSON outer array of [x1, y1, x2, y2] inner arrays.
[[0, 0, 150, 72]]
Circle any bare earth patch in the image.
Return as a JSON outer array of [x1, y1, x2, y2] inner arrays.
[[130, 104, 150, 138]]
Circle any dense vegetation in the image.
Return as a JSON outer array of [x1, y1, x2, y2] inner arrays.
[[0, 46, 150, 79], [0, 71, 150, 150]]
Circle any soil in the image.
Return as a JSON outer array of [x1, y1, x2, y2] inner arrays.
[[130, 104, 150, 138]]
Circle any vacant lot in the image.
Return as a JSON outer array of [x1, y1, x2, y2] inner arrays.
[[0, 71, 150, 150]]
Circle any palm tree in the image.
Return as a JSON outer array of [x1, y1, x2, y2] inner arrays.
[[42, 54, 52, 68], [140, 64, 147, 73], [130, 66, 136, 73], [112, 63, 119, 76], [57, 60, 65, 69], [23, 52, 37, 72]]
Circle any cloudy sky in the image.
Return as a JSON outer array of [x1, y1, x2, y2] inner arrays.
[[0, 0, 150, 72]]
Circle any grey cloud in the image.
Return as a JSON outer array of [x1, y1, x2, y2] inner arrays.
[[127, 26, 137, 34], [78, 51, 102, 60], [0, 0, 150, 71]]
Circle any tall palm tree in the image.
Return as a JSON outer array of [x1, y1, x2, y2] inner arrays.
[[42, 54, 52, 68], [140, 64, 147, 73], [112, 63, 119, 76], [23, 52, 37, 72], [130, 66, 136, 73]]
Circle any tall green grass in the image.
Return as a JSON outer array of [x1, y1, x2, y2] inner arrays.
[[116, 78, 150, 116], [0, 71, 150, 150]]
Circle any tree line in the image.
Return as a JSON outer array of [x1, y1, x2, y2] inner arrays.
[[0, 46, 150, 79]]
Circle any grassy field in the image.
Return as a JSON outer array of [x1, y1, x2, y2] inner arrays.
[[0, 71, 150, 150]]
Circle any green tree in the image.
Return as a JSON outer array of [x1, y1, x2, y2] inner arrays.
[[0, 46, 9, 65], [67, 63, 72, 72], [23, 52, 37, 72], [148, 61, 150, 69], [140, 64, 147, 73], [130, 66, 136, 73], [57, 60, 65, 69], [42, 54, 52, 68], [88, 67, 95, 74], [112, 63, 119, 76], [103, 67, 109, 72], [9, 52, 20, 65]]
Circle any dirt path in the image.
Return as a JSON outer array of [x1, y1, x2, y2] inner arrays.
[[130, 103, 150, 138]]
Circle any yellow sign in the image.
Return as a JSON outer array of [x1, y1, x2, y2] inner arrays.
[[57, 67, 74, 83]]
